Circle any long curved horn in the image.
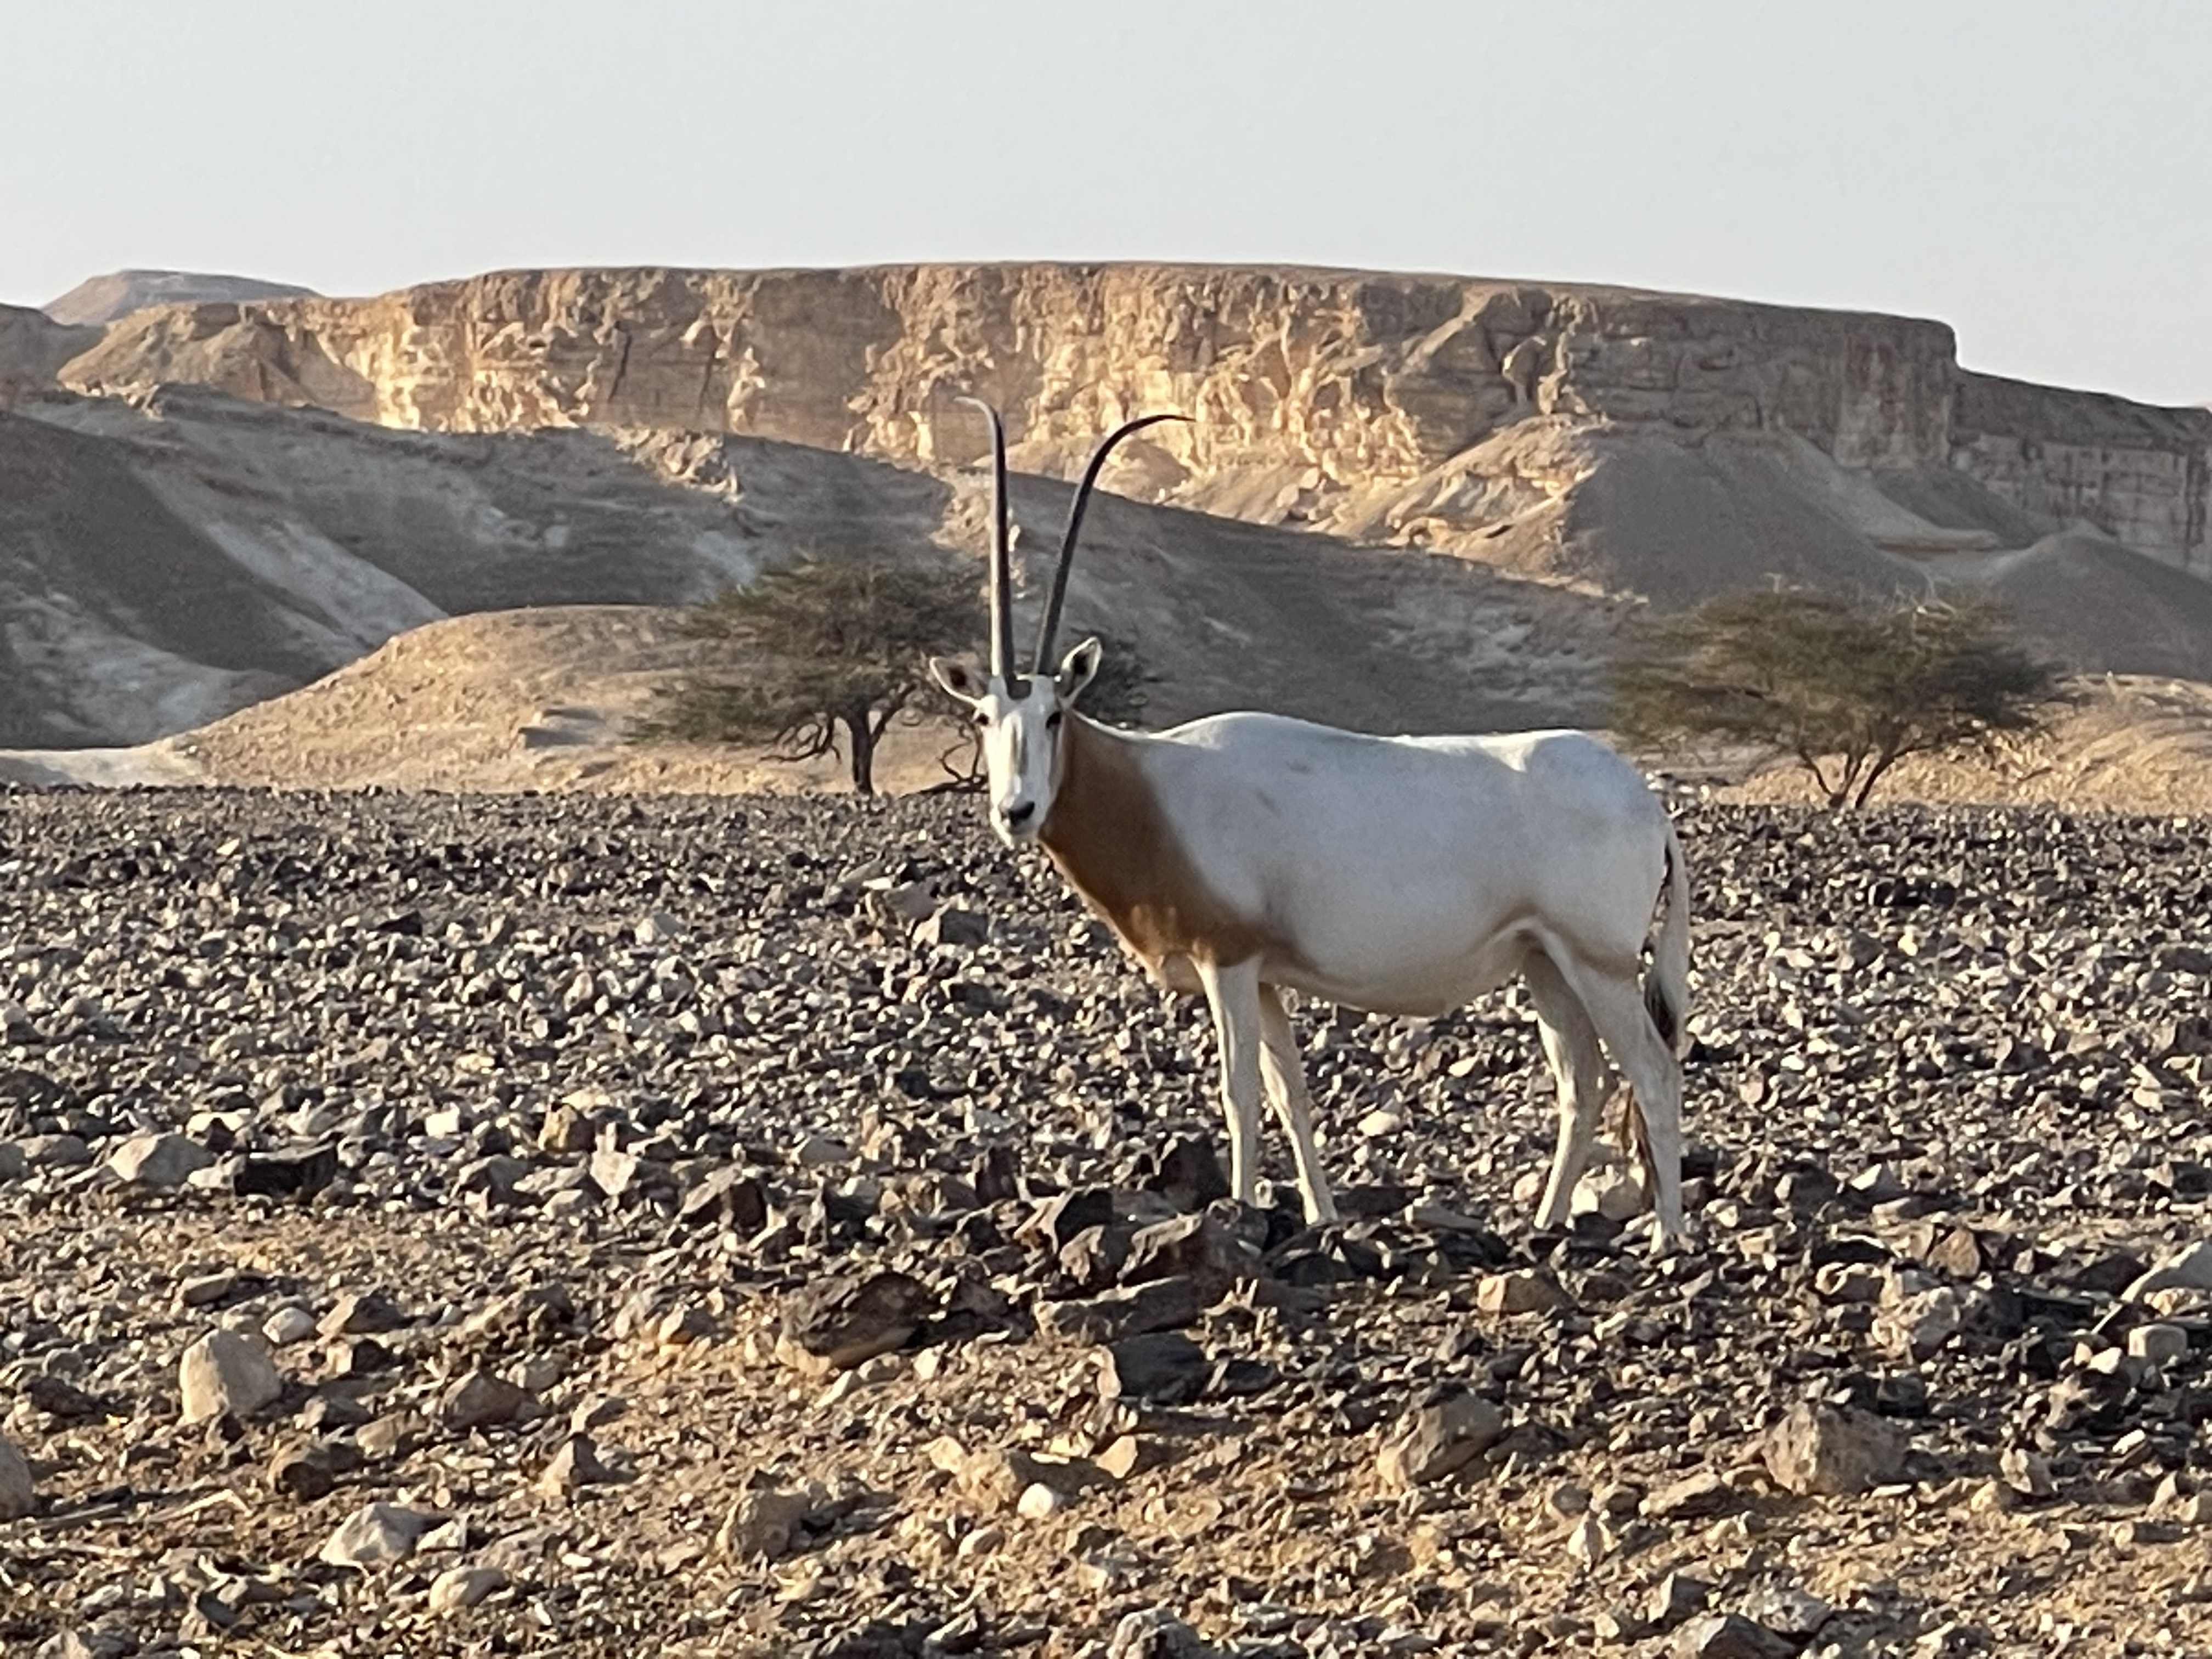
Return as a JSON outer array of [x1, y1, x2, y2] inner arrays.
[[956, 397, 1015, 680], [1034, 413, 1190, 673]]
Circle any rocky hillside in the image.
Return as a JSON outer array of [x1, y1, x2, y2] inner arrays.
[[8, 262, 2212, 776], [0, 386, 1617, 748], [0, 306, 97, 404], [48, 264, 2212, 582], [0, 388, 764, 744]]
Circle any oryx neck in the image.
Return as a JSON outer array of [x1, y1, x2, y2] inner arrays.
[[1037, 715, 1282, 977], [1037, 713, 1150, 856]]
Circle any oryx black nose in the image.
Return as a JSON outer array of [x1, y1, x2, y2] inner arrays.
[[1004, 801, 1036, 828]]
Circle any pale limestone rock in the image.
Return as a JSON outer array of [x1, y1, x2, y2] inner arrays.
[[1760, 1402, 1907, 1496], [1017, 1482, 1068, 1520], [2129, 1323, 2191, 1364], [1476, 1269, 1570, 1316], [26, 261, 2210, 781], [1874, 1283, 1984, 1361], [953, 1446, 1052, 1511], [263, 1305, 318, 1346], [106, 1132, 212, 1187], [1375, 1393, 1505, 1489], [586, 1148, 643, 1199], [1571, 1164, 1645, 1222], [178, 1329, 282, 1423], [2125, 1242, 2212, 1302], [320, 1502, 434, 1569], [1564, 1511, 1610, 1566], [2171, 1492, 2212, 1526], [1953, 373, 2212, 568], [1097, 1435, 1160, 1480], [56, 267, 1969, 515], [715, 1483, 812, 1560], [428, 1565, 507, 1613]]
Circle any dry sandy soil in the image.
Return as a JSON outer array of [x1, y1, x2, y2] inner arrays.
[[5, 606, 2209, 819], [1716, 677, 2212, 818]]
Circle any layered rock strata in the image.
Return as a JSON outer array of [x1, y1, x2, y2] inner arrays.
[[1951, 372, 2211, 573], [49, 267, 1949, 495], [52, 263, 2207, 580]]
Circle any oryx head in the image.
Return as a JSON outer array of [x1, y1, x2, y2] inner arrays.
[[929, 399, 1184, 847]]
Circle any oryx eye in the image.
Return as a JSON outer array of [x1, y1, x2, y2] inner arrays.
[[972, 712, 990, 729], [1046, 712, 1064, 731]]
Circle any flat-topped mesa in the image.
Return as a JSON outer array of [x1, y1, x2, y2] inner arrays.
[[41, 269, 319, 329], [1953, 371, 2212, 571], [48, 262, 2210, 577]]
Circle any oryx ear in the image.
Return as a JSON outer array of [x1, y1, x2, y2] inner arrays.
[[1056, 636, 1103, 703], [930, 656, 988, 706]]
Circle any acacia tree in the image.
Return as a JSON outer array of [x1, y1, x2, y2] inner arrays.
[[1612, 588, 2066, 809], [636, 555, 981, 794]]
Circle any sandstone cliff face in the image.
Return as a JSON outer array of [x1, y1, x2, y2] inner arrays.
[[57, 265, 1959, 520], [1953, 372, 2211, 574], [47, 262, 2211, 590]]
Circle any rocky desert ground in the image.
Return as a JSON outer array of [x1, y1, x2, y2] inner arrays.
[[4, 784, 2212, 1658]]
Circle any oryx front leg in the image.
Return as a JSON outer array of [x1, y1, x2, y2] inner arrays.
[[1257, 984, 1338, 1225], [1196, 957, 1265, 1208], [1523, 950, 1612, 1232]]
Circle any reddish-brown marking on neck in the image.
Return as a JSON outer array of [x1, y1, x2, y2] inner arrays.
[[1039, 716, 1295, 977]]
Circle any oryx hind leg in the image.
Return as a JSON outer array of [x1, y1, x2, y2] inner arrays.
[[1523, 949, 1613, 1231], [1195, 957, 1265, 1209], [1541, 945, 1687, 1246], [1257, 984, 1338, 1225]]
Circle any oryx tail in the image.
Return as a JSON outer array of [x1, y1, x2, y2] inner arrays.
[[1644, 817, 1691, 1059]]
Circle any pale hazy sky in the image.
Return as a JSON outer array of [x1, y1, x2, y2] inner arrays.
[[3, 1, 2206, 405]]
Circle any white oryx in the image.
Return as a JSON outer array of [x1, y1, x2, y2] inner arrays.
[[932, 402, 1692, 1244]]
